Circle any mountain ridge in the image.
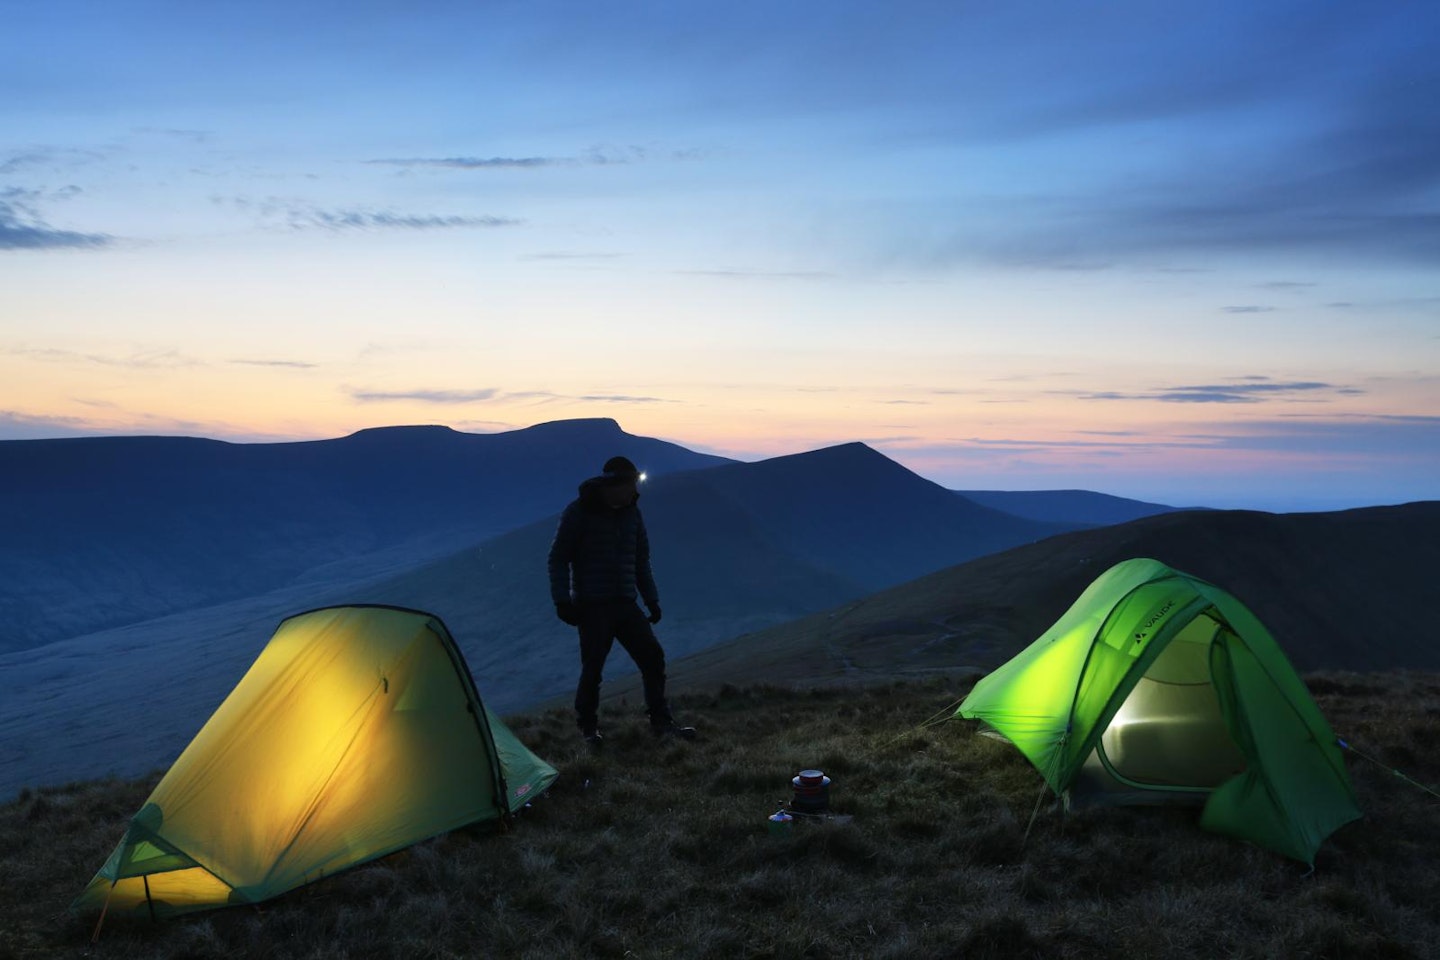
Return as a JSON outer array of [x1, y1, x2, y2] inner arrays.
[[0, 419, 730, 652], [602, 500, 1440, 704], [953, 488, 1188, 525], [0, 431, 1077, 800], [9, 420, 1422, 803], [675, 443, 1075, 589]]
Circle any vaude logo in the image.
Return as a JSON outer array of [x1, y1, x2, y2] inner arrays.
[[1133, 599, 1175, 643]]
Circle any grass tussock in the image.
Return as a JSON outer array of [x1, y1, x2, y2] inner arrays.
[[3, 673, 1439, 959]]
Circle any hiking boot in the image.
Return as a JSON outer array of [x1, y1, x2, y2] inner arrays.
[[651, 720, 697, 741], [580, 726, 604, 747]]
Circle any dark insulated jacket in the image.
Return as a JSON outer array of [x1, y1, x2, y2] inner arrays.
[[547, 477, 660, 609]]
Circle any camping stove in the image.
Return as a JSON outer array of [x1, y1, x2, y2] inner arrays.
[[790, 769, 832, 815]]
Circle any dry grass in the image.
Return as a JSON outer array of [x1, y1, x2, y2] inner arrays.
[[3, 672, 1438, 960]]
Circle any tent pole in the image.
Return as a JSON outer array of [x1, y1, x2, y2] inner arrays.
[[90, 881, 117, 943], [143, 875, 157, 924]]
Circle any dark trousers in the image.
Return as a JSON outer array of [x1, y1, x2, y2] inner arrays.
[[574, 599, 669, 730]]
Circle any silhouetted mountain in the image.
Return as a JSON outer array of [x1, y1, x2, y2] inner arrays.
[[953, 489, 1187, 525], [336, 442, 1078, 702], [0, 419, 729, 652], [358, 441, 1078, 663], [0, 440, 1081, 799], [631, 502, 1440, 699], [683, 444, 1078, 588]]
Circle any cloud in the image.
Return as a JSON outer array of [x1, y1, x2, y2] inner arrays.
[[507, 390, 675, 404], [293, 208, 519, 231], [224, 196, 520, 232], [350, 387, 677, 407], [519, 252, 625, 261], [0, 187, 111, 250], [1106, 50, 1440, 268], [902, 15, 1440, 271], [366, 145, 693, 171], [934, 435, 1204, 451], [1186, 413, 1440, 459], [350, 388, 499, 404], [1222, 305, 1276, 314], [577, 394, 672, 403], [0, 146, 113, 175], [1324, 295, 1440, 312], [6, 345, 199, 368], [675, 269, 835, 280], [0, 152, 55, 175], [134, 127, 213, 144], [230, 358, 318, 369], [890, 409, 1438, 508], [899, 413, 1440, 462], [0, 410, 106, 440], [370, 156, 560, 169], [1071, 379, 1358, 404], [0, 403, 235, 440], [452, 419, 520, 432]]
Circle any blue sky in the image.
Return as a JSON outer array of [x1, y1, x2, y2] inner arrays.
[[2, 1, 1437, 510]]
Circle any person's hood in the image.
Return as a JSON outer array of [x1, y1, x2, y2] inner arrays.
[[578, 475, 640, 509]]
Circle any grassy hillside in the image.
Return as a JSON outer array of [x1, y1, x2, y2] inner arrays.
[[616, 502, 1440, 704], [5, 674, 1437, 959]]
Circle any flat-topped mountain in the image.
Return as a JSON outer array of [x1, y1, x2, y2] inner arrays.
[[0, 418, 729, 652]]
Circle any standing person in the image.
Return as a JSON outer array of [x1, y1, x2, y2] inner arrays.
[[548, 456, 696, 745]]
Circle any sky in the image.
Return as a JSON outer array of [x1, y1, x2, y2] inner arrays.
[[2, 1, 1437, 511]]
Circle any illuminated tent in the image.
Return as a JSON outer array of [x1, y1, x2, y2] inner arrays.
[[74, 605, 558, 919], [957, 558, 1360, 864]]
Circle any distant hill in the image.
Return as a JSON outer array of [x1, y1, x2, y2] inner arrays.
[[612, 502, 1440, 701], [354, 443, 1078, 687], [680, 444, 1079, 588], [0, 440, 1078, 800], [0, 419, 729, 653], [953, 489, 1185, 525]]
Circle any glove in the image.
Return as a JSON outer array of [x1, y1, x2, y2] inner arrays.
[[647, 605, 663, 625], [556, 602, 579, 626]]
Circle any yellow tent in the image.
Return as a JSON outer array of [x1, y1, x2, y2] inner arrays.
[[75, 605, 557, 919]]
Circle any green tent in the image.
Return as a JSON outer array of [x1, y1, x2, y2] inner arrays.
[[74, 605, 558, 919], [957, 558, 1359, 864]]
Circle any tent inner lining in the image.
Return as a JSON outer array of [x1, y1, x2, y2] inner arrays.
[[1095, 613, 1246, 790]]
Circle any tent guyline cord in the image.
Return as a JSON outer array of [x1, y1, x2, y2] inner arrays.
[[881, 694, 1056, 853], [1021, 776, 1050, 848], [879, 695, 967, 748], [1022, 727, 1069, 849], [1337, 737, 1440, 801], [879, 694, 1056, 851]]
